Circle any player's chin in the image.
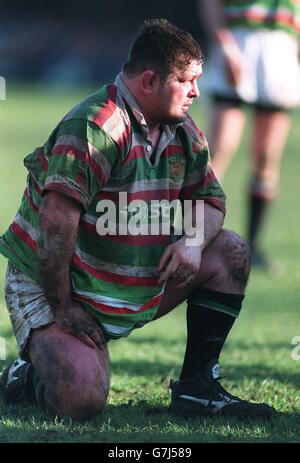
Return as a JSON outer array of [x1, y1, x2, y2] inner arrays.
[[179, 107, 190, 120], [166, 113, 187, 124], [177, 114, 187, 123]]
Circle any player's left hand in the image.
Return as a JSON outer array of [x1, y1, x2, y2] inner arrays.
[[157, 237, 202, 289]]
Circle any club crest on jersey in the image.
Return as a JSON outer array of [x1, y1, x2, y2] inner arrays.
[[168, 154, 186, 181]]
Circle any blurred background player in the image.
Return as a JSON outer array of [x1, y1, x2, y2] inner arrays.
[[198, 0, 300, 269]]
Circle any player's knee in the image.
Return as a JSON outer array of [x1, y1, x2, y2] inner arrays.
[[59, 396, 107, 422], [29, 325, 110, 421], [66, 393, 107, 421], [219, 230, 250, 287], [45, 381, 108, 421], [34, 347, 110, 421]]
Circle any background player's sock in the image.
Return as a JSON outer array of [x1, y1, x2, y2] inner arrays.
[[248, 193, 270, 253]]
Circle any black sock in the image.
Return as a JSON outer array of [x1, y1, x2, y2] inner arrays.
[[248, 194, 270, 251], [179, 290, 244, 380]]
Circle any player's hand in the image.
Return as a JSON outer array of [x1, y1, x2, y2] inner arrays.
[[55, 300, 107, 350], [223, 52, 243, 87], [218, 29, 244, 87], [157, 237, 202, 290]]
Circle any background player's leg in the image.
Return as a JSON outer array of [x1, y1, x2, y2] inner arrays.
[[209, 102, 246, 181], [248, 109, 290, 266]]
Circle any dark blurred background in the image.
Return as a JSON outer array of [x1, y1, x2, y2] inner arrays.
[[0, 0, 208, 87]]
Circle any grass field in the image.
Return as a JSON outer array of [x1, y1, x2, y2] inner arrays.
[[0, 84, 299, 444]]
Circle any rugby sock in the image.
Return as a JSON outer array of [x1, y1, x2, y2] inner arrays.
[[248, 194, 270, 252], [179, 289, 244, 380]]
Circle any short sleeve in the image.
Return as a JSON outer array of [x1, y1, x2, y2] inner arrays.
[[42, 119, 120, 210]]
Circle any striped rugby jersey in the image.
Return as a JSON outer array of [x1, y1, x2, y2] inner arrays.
[[223, 0, 300, 37], [0, 73, 226, 339]]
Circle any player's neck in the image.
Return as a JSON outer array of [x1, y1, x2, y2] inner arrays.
[[148, 125, 162, 150]]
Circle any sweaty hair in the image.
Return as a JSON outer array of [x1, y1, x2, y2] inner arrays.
[[122, 18, 204, 82]]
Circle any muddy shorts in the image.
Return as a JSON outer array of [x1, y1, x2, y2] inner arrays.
[[4, 262, 56, 359]]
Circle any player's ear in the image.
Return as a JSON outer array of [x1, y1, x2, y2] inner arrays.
[[140, 71, 160, 95]]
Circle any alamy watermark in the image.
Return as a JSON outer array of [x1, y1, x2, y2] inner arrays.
[[0, 76, 6, 100], [95, 194, 204, 246], [291, 336, 300, 360], [0, 336, 6, 361]]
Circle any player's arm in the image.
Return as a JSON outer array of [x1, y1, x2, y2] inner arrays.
[[192, 200, 224, 249], [37, 190, 105, 350], [198, 0, 244, 86]]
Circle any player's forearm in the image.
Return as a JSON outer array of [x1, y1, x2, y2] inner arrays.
[[37, 193, 81, 313], [183, 202, 224, 249], [202, 202, 224, 249], [38, 231, 73, 313]]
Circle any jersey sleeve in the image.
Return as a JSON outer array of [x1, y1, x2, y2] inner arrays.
[[41, 118, 120, 210]]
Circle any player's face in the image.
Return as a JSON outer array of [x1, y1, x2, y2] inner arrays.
[[156, 60, 202, 124]]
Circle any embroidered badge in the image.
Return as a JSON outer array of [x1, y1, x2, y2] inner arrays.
[[168, 154, 186, 181]]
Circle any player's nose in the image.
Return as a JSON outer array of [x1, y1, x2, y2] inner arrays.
[[189, 80, 200, 98]]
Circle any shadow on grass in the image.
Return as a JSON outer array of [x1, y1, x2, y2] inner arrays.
[[125, 335, 185, 345], [220, 363, 300, 390], [110, 358, 179, 378], [225, 340, 296, 350], [126, 335, 294, 352], [0, 401, 299, 443], [109, 357, 300, 389]]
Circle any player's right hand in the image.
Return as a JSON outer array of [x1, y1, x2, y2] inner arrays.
[[217, 29, 244, 87], [223, 52, 243, 87], [55, 300, 107, 350]]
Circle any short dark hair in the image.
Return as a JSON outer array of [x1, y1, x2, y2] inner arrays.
[[122, 18, 204, 81]]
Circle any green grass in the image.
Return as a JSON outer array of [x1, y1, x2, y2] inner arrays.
[[0, 85, 299, 443]]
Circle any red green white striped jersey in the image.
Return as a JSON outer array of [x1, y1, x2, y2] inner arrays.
[[0, 74, 226, 339], [223, 0, 300, 37]]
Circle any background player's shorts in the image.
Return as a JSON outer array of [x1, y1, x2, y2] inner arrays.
[[208, 27, 300, 110], [4, 262, 55, 360]]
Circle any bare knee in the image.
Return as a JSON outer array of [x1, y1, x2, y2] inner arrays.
[[47, 382, 108, 421], [44, 356, 109, 420], [217, 229, 250, 289], [29, 326, 110, 421]]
